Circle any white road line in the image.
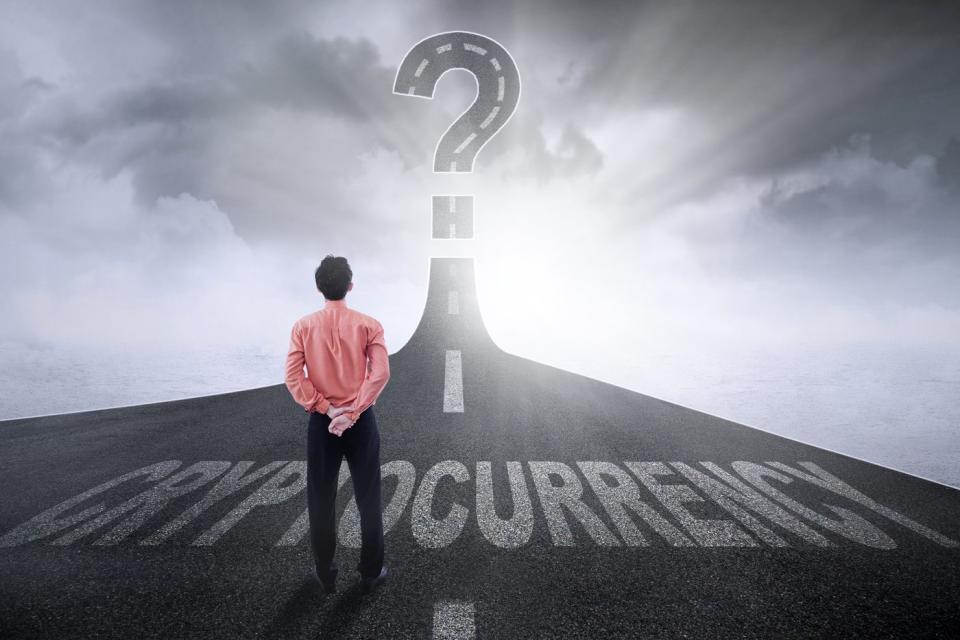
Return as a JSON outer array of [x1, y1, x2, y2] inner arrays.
[[433, 600, 475, 639], [497, 77, 505, 102], [450, 160, 458, 171], [448, 291, 459, 315], [449, 223, 456, 238], [463, 43, 487, 55], [479, 106, 500, 129], [449, 195, 456, 213], [443, 350, 464, 413], [436, 43, 453, 54], [454, 132, 477, 154], [415, 59, 429, 77], [489, 57, 501, 71], [407, 86, 417, 95]]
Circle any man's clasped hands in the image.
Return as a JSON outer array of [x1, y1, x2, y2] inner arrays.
[[324, 403, 356, 436]]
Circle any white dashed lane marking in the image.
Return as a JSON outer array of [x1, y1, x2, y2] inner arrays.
[[463, 43, 487, 55], [415, 58, 429, 77], [444, 350, 464, 413], [454, 132, 477, 154], [497, 76, 505, 102], [449, 223, 456, 238], [433, 601, 476, 639], [436, 43, 453, 54], [448, 291, 459, 315], [479, 106, 500, 129]]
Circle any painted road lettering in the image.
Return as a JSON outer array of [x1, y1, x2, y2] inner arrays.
[[2, 460, 956, 550]]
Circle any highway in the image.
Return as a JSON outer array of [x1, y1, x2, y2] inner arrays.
[[2, 256, 958, 638]]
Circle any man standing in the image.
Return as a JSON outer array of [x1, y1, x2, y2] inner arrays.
[[284, 255, 391, 595]]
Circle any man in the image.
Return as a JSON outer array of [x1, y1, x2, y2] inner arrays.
[[284, 255, 391, 595]]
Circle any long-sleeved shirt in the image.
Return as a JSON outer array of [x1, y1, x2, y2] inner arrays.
[[284, 297, 390, 425]]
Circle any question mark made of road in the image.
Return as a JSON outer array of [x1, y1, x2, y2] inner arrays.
[[394, 31, 521, 240]]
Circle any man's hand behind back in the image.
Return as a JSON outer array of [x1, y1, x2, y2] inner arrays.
[[325, 404, 354, 420], [326, 403, 355, 437]]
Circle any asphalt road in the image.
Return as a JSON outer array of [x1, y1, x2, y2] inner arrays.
[[2, 257, 958, 639]]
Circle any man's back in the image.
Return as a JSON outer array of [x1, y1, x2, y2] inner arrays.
[[291, 254, 390, 592], [285, 297, 390, 426]]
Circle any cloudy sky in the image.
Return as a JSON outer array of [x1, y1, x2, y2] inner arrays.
[[2, 0, 959, 465]]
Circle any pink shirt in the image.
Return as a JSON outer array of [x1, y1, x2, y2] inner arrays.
[[284, 297, 391, 425]]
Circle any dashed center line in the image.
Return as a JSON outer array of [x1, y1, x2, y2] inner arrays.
[[449, 223, 456, 238], [443, 350, 464, 413], [454, 132, 477, 154], [433, 601, 476, 639], [415, 58, 430, 77], [497, 76, 505, 102], [463, 43, 487, 56], [436, 43, 453, 54], [479, 106, 500, 129]]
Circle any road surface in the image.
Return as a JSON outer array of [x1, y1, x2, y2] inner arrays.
[[2, 257, 958, 638]]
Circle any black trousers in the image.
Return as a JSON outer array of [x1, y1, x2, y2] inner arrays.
[[307, 407, 385, 580]]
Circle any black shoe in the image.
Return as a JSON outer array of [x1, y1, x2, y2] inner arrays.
[[360, 564, 388, 594], [313, 567, 337, 594]]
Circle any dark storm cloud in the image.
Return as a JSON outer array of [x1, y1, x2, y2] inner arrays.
[[4, 1, 596, 223], [435, 0, 960, 197], [936, 137, 960, 192], [0, 49, 56, 208]]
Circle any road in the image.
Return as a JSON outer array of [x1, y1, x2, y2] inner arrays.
[[2, 256, 959, 639]]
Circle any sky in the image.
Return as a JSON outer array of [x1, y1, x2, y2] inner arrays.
[[1, 0, 959, 460]]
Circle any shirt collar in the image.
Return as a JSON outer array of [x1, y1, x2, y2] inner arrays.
[[324, 298, 348, 310]]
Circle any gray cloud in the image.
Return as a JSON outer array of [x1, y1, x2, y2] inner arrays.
[[936, 137, 960, 192], [428, 0, 960, 207], [1, 0, 959, 422]]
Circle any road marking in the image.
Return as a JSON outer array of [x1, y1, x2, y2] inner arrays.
[[449, 223, 456, 238], [413, 461, 471, 547], [407, 86, 416, 95], [191, 462, 306, 546], [142, 460, 288, 545], [5, 460, 959, 549], [449, 195, 456, 213], [448, 291, 459, 315], [497, 77, 505, 101], [433, 600, 476, 639], [528, 461, 621, 547], [449, 160, 457, 171], [436, 43, 453, 54], [454, 132, 477, 154], [444, 350, 464, 412], [489, 57, 501, 71], [415, 58, 429, 77], [463, 43, 487, 55], [479, 106, 500, 129], [55, 461, 231, 546], [475, 461, 534, 547]]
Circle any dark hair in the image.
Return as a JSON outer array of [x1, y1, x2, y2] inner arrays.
[[315, 255, 352, 300]]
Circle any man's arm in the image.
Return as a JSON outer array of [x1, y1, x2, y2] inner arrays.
[[284, 322, 331, 414], [344, 321, 390, 425]]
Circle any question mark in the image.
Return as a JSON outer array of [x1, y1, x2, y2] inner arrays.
[[394, 31, 521, 239]]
